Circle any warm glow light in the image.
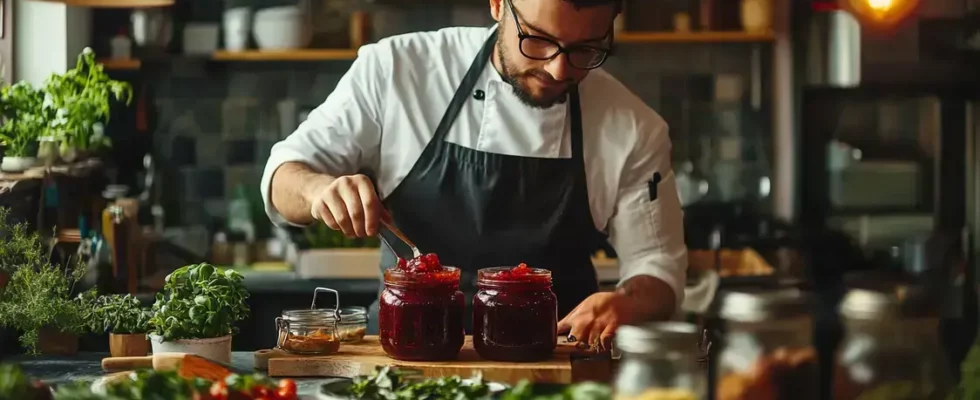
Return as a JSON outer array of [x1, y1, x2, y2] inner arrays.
[[846, 0, 919, 29]]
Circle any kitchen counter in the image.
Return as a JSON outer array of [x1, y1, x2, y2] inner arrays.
[[6, 352, 332, 397]]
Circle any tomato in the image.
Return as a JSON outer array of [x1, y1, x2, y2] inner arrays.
[[250, 385, 271, 397], [209, 381, 229, 400], [276, 379, 297, 400]]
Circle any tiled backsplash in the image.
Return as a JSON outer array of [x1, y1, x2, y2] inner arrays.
[[151, 5, 768, 230]]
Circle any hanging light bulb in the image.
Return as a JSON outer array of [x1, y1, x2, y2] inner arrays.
[[846, 0, 919, 29]]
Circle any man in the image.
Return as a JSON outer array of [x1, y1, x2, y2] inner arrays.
[[261, 0, 687, 350]]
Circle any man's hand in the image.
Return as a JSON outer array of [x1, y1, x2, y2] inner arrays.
[[305, 174, 390, 237], [556, 292, 640, 352]]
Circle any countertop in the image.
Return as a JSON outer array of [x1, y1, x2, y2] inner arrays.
[[5, 352, 333, 397]]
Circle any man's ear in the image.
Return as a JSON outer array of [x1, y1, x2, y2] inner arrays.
[[489, 0, 504, 22]]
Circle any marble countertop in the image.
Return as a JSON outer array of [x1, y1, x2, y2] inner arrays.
[[7, 352, 333, 398]]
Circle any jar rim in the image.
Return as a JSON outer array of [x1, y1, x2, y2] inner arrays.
[[616, 322, 699, 354], [384, 266, 461, 287], [477, 267, 552, 285], [283, 308, 339, 322], [717, 289, 811, 322]]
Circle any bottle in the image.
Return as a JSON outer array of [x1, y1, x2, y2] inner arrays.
[[227, 185, 255, 243], [110, 27, 133, 60]]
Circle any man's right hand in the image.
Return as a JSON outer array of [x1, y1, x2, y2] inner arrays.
[[304, 174, 390, 237]]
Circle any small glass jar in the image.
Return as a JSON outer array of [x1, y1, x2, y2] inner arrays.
[[379, 266, 464, 361], [337, 306, 368, 342], [276, 287, 342, 355], [473, 267, 557, 362], [833, 287, 953, 400], [613, 322, 706, 400], [714, 289, 819, 400]]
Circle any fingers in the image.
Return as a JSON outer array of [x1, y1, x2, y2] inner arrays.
[[325, 195, 354, 236], [569, 322, 593, 348], [357, 180, 383, 237], [599, 324, 617, 352], [340, 187, 367, 237]]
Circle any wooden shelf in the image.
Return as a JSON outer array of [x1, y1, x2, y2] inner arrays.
[[212, 49, 359, 62], [34, 0, 174, 7], [616, 30, 775, 43], [99, 58, 141, 70]]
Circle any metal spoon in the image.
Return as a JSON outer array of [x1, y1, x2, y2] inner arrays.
[[381, 220, 421, 258]]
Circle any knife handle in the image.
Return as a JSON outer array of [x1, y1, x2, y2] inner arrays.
[[102, 356, 153, 372]]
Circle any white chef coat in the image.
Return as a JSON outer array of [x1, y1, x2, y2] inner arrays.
[[261, 25, 688, 309]]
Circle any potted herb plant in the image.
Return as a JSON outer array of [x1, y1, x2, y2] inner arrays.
[[0, 81, 47, 172], [93, 294, 152, 357], [148, 263, 250, 363], [295, 223, 381, 278], [0, 256, 96, 355], [43, 47, 132, 161]]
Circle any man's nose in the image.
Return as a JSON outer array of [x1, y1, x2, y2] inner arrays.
[[543, 52, 573, 82]]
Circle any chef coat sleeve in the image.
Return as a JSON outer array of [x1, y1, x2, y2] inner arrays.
[[607, 116, 687, 314], [260, 43, 389, 228]]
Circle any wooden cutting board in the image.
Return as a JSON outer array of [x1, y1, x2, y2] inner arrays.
[[262, 336, 614, 384]]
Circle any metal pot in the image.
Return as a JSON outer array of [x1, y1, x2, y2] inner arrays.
[[130, 8, 172, 52]]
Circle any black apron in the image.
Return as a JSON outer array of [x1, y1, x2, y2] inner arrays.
[[367, 30, 605, 334]]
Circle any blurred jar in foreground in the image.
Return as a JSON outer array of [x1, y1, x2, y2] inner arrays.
[[613, 322, 706, 400], [714, 289, 819, 400], [833, 287, 952, 400]]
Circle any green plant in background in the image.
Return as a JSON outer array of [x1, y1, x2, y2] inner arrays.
[[0, 81, 48, 157], [43, 47, 133, 152], [93, 294, 152, 335], [303, 222, 381, 249], [148, 263, 250, 341]]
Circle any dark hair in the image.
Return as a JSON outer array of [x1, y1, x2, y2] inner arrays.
[[514, 0, 622, 12]]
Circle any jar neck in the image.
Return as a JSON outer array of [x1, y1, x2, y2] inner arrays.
[[724, 318, 813, 347], [384, 280, 460, 292], [842, 317, 940, 345], [478, 280, 552, 291]]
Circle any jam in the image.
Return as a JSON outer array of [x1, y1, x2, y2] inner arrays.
[[473, 264, 557, 362], [379, 254, 464, 361]]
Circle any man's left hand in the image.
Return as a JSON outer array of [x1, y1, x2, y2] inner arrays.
[[556, 292, 639, 352]]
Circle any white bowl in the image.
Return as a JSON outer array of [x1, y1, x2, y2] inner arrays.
[[253, 6, 310, 50]]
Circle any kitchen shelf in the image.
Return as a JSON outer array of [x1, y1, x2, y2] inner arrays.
[[616, 30, 775, 43], [99, 58, 141, 70], [212, 49, 359, 62], [33, 0, 174, 7]]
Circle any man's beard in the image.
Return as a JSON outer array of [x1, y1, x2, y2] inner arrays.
[[496, 41, 572, 109]]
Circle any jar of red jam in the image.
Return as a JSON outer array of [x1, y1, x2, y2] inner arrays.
[[473, 264, 557, 362], [378, 254, 464, 361]]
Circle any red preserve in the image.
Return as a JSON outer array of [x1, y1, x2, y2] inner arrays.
[[379, 253, 464, 361], [473, 263, 557, 362]]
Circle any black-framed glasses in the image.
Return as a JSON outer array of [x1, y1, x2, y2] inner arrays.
[[505, 0, 612, 70]]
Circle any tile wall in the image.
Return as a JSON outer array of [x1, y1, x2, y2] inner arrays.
[[149, 3, 770, 232]]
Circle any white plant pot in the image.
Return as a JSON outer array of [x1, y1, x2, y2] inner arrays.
[[295, 248, 381, 279], [149, 334, 232, 364], [1, 157, 37, 172]]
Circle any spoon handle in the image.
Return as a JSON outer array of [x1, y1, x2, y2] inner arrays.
[[381, 220, 421, 257]]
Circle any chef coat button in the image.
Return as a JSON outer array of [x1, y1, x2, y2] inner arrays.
[[473, 90, 486, 100]]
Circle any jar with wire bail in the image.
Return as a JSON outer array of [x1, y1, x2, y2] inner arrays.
[[336, 306, 368, 342], [613, 322, 706, 400], [714, 289, 819, 400], [275, 287, 342, 355], [833, 286, 953, 400]]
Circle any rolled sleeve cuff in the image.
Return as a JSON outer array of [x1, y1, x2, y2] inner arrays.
[[260, 147, 317, 229], [617, 255, 687, 318]]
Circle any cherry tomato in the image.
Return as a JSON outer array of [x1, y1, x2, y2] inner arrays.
[[209, 382, 229, 400], [250, 385, 271, 398], [277, 379, 298, 400]]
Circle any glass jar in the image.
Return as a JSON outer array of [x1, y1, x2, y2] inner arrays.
[[473, 267, 557, 362], [833, 287, 952, 400], [276, 288, 342, 355], [714, 289, 819, 400], [379, 266, 464, 361], [337, 306, 368, 342], [613, 322, 706, 400]]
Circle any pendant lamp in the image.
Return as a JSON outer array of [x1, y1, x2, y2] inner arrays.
[[845, 0, 920, 29]]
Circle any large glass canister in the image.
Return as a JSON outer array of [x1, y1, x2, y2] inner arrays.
[[833, 287, 953, 400], [614, 322, 707, 400], [714, 289, 819, 400]]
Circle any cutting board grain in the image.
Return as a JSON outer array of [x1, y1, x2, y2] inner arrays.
[[264, 336, 612, 384]]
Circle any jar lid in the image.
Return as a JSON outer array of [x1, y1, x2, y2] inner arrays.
[[840, 286, 936, 320], [717, 289, 810, 322], [338, 307, 367, 323], [616, 322, 699, 354], [282, 308, 339, 322]]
